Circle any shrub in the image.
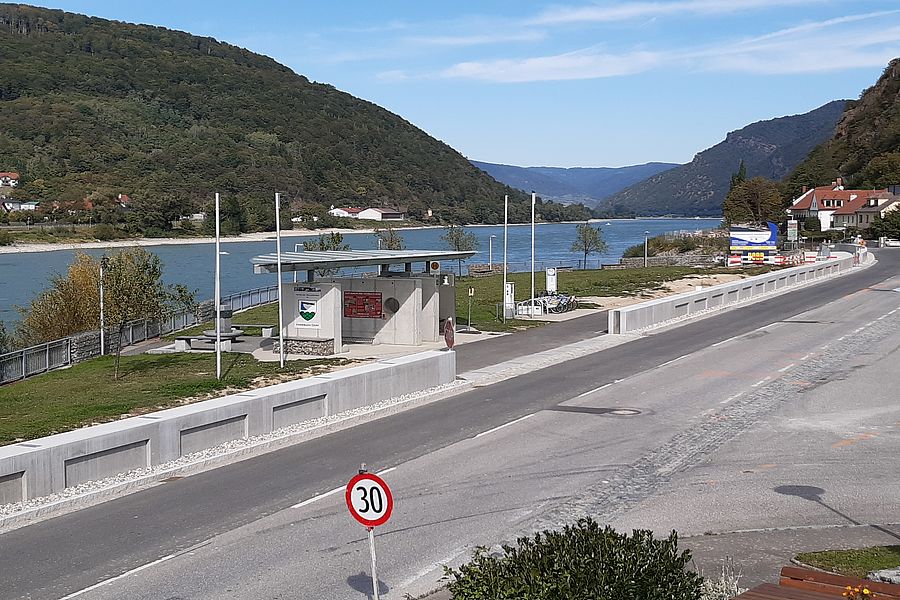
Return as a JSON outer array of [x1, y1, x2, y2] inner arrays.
[[699, 558, 747, 600], [0, 230, 12, 246], [92, 223, 119, 240], [445, 519, 702, 600]]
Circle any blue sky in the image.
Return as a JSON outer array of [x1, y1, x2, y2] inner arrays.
[[26, 1, 900, 168]]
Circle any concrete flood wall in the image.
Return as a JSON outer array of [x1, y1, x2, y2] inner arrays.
[[0, 350, 455, 505], [608, 254, 856, 334]]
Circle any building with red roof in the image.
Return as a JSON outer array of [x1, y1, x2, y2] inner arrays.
[[787, 179, 889, 230]]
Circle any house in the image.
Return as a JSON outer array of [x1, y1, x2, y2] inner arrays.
[[0, 172, 19, 188], [327, 206, 363, 218], [787, 180, 888, 230], [853, 193, 900, 230], [357, 207, 405, 221], [19, 201, 39, 211], [2, 200, 21, 212]]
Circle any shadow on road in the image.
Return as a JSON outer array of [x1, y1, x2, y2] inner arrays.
[[774, 484, 900, 542], [347, 570, 390, 599]]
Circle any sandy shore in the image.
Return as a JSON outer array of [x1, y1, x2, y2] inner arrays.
[[0, 226, 448, 255]]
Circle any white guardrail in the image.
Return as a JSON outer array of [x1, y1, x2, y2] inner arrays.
[[607, 253, 857, 334]]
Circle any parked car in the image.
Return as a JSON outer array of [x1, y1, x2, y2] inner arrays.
[[884, 238, 900, 247]]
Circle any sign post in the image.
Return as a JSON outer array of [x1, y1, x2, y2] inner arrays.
[[444, 316, 455, 349], [346, 468, 394, 600], [467, 287, 475, 332]]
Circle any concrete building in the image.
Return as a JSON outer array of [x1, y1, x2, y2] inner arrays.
[[788, 181, 889, 230], [357, 208, 404, 221], [0, 172, 19, 188], [327, 206, 363, 219], [854, 195, 899, 231], [251, 249, 474, 354]]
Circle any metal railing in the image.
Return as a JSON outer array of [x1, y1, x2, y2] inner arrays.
[[1, 339, 71, 384], [0, 284, 279, 386], [221, 285, 279, 312]]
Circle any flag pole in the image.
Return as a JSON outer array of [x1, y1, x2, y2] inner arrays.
[[502, 194, 508, 323], [215, 192, 222, 380], [530, 191, 536, 318], [275, 192, 285, 368]]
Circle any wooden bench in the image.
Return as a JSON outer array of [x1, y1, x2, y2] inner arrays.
[[779, 566, 900, 598], [736, 567, 900, 599]]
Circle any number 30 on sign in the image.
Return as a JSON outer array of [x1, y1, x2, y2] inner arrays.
[[346, 472, 394, 528]]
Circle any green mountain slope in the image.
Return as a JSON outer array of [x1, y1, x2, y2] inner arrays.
[[0, 4, 588, 226], [786, 59, 900, 195], [600, 100, 848, 216]]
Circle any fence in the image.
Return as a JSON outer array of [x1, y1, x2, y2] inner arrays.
[[0, 284, 281, 386], [0, 339, 71, 384]]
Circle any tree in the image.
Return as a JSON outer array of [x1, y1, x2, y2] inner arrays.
[[103, 248, 193, 379], [729, 159, 747, 192], [722, 177, 785, 225], [303, 232, 350, 275], [374, 224, 404, 250], [0, 320, 13, 353], [803, 217, 821, 232], [570, 222, 608, 268], [17, 252, 102, 345], [441, 225, 478, 275]]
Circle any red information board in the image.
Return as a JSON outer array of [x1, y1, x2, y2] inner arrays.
[[344, 291, 383, 318]]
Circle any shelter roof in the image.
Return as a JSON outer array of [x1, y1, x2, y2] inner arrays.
[[251, 249, 477, 274]]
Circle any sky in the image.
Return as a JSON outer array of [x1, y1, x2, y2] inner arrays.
[[25, 1, 900, 168]]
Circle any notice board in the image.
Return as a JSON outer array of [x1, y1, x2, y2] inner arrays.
[[344, 291, 383, 318]]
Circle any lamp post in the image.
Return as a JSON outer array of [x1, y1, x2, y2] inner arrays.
[[644, 230, 650, 268], [99, 256, 108, 355], [502, 195, 509, 323], [489, 235, 496, 267]]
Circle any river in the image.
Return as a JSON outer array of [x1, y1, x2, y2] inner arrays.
[[0, 219, 719, 324]]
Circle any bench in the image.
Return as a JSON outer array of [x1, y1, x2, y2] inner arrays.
[[779, 566, 900, 598], [735, 567, 900, 599], [174, 336, 204, 352]]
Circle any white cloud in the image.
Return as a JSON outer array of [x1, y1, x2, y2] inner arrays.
[[529, 0, 827, 25], [442, 48, 662, 82], [440, 11, 900, 82]]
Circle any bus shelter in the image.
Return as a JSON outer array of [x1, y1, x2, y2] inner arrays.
[[250, 249, 476, 354]]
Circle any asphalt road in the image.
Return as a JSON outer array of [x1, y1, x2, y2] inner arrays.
[[3, 251, 900, 600]]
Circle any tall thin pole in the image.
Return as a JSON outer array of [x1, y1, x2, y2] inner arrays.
[[99, 259, 105, 355], [530, 191, 536, 318], [215, 192, 222, 380], [644, 230, 649, 268], [368, 527, 380, 600], [502, 195, 508, 323], [275, 192, 285, 368]]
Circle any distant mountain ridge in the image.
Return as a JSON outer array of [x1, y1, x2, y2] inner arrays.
[[470, 161, 678, 206], [600, 100, 849, 216]]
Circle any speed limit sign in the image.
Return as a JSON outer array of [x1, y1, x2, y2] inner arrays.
[[346, 472, 394, 528]]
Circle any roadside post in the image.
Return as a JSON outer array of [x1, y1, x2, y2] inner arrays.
[[346, 466, 394, 600], [467, 286, 474, 331], [444, 316, 455, 349]]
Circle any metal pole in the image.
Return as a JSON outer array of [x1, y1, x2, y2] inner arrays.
[[99, 258, 105, 356], [489, 235, 493, 266], [502, 195, 508, 323], [275, 192, 285, 369], [644, 231, 649, 268], [215, 192, 222, 380], [368, 527, 380, 600], [531, 191, 536, 318]]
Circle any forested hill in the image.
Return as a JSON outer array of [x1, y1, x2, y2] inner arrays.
[[786, 59, 900, 196], [599, 100, 848, 217], [470, 161, 678, 207], [0, 5, 589, 226]]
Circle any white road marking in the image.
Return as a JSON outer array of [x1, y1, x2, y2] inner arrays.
[[778, 363, 795, 373], [396, 547, 468, 590], [474, 414, 534, 438], [890, 309, 898, 315], [751, 377, 771, 388], [577, 383, 613, 398], [800, 353, 812, 361], [658, 354, 689, 368], [837, 336, 847, 341], [58, 553, 177, 599], [292, 486, 343, 509], [820, 344, 830, 350], [377, 467, 396, 476], [721, 391, 744, 404]]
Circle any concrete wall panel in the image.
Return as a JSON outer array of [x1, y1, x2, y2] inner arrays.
[[64, 440, 149, 487], [273, 394, 327, 430], [0, 471, 25, 504], [180, 416, 247, 456]]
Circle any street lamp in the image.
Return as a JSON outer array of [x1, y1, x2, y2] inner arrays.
[[99, 256, 108, 355], [489, 234, 497, 267], [643, 230, 650, 268]]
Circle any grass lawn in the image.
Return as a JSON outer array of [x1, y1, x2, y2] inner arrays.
[[455, 267, 765, 332], [0, 352, 347, 445], [795, 546, 900, 577]]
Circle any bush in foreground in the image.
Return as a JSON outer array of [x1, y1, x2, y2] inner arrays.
[[445, 519, 702, 600]]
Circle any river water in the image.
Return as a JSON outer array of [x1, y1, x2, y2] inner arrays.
[[0, 219, 719, 324]]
